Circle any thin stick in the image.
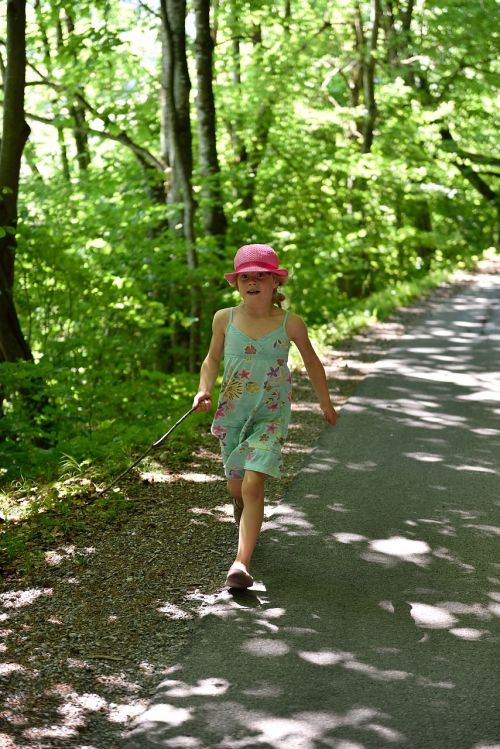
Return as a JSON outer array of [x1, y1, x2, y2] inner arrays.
[[100, 407, 196, 494]]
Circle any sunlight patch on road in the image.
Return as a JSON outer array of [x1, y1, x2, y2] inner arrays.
[[156, 677, 229, 698], [451, 465, 498, 474], [465, 524, 500, 536], [133, 702, 192, 728], [242, 638, 290, 657], [298, 650, 346, 666], [404, 452, 442, 463], [265, 503, 317, 536], [409, 603, 458, 629], [333, 532, 367, 544], [369, 536, 430, 558], [449, 627, 489, 640]]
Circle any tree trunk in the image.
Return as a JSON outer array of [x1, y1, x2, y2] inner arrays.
[[160, 0, 193, 213], [63, 10, 91, 171], [160, 0, 200, 371], [284, 0, 292, 33], [353, 1, 380, 154], [239, 23, 273, 215], [0, 0, 33, 363], [34, 0, 71, 181], [361, 0, 381, 153], [193, 0, 227, 241], [229, 16, 248, 166], [413, 198, 434, 268]]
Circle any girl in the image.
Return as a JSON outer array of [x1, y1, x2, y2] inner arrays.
[[193, 244, 337, 589]]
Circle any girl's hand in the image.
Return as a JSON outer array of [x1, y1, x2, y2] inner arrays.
[[321, 402, 337, 426], [193, 391, 212, 412]]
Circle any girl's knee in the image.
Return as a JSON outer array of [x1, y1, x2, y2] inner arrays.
[[243, 469, 266, 486], [242, 470, 266, 499]]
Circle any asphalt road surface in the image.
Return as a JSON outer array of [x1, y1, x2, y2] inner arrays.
[[127, 271, 500, 749]]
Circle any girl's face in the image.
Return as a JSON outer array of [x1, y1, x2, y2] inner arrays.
[[236, 272, 279, 300]]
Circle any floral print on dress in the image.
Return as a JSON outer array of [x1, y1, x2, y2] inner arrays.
[[221, 378, 244, 401], [212, 425, 227, 441], [211, 308, 292, 479]]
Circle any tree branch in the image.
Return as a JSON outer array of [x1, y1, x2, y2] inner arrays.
[[439, 128, 500, 167], [138, 0, 161, 19], [440, 128, 497, 204], [26, 112, 166, 173]]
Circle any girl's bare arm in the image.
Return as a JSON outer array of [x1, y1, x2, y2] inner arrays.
[[193, 309, 228, 411], [287, 314, 337, 426]]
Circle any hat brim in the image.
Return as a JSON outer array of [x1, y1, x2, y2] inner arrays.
[[224, 266, 289, 284]]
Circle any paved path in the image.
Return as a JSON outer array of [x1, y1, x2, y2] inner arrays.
[[127, 272, 500, 749]]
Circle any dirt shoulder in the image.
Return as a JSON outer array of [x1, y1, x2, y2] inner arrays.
[[1, 258, 498, 749]]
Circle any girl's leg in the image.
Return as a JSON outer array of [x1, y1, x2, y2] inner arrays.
[[227, 478, 243, 501], [227, 479, 243, 524], [235, 469, 266, 570]]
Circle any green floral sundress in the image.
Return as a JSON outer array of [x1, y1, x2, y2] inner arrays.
[[211, 308, 292, 480]]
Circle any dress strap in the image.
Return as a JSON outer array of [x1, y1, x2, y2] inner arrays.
[[282, 310, 290, 329], [225, 307, 234, 331]]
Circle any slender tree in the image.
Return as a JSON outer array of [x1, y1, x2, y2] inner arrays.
[[193, 0, 226, 241], [0, 0, 33, 364], [160, 0, 200, 371], [33, 0, 71, 180], [61, 9, 91, 172]]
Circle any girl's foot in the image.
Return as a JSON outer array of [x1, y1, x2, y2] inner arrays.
[[225, 561, 253, 589], [233, 498, 243, 526]]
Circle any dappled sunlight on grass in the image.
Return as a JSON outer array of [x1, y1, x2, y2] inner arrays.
[[173, 472, 223, 483], [44, 544, 96, 567], [139, 470, 175, 483], [157, 603, 194, 621], [0, 588, 53, 608], [2, 676, 148, 743]]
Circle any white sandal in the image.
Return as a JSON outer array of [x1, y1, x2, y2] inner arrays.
[[225, 563, 253, 589]]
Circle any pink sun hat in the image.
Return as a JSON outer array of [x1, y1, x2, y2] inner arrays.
[[224, 244, 289, 284]]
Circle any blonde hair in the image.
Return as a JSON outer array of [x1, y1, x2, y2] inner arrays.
[[272, 278, 287, 308], [233, 273, 287, 307]]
